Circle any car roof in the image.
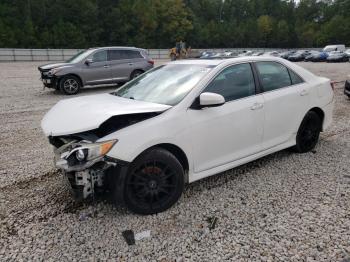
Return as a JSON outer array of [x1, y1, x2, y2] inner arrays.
[[88, 46, 143, 51], [170, 56, 289, 66]]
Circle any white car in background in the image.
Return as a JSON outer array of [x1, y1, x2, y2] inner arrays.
[[323, 44, 346, 52], [42, 57, 334, 215]]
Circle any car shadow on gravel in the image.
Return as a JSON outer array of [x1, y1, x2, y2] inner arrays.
[[183, 149, 294, 198]]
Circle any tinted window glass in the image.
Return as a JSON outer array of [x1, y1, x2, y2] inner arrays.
[[289, 69, 304, 85], [92, 50, 107, 62], [126, 50, 143, 59], [109, 50, 122, 60], [109, 50, 143, 61], [256, 62, 292, 92], [204, 63, 256, 102]]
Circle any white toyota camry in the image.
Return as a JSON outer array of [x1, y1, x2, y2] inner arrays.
[[42, 57, 334, 214]]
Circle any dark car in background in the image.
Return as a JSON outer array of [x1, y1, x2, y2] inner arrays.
[[326, 51, 349, 63], [309, 51, 329, 62], [345, 76, 350, 98], [288, 50, 311, 61], [38, 47, 154, 95], [304, 51, 321, 62], [279, 50, 296, 59]]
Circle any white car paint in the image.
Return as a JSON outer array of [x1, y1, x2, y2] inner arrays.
[[43, 56, 334, 184], [41, 93, 171, 136], [323, 44, 346, 52]]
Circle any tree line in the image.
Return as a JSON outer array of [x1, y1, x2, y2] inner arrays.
[[0, 0, 349, 49]]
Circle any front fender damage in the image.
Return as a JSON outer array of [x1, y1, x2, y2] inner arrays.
[[50, 112, 159, 201]]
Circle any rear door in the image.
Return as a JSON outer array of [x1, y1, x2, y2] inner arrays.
[[254, 61, 310, 150], [108, 49, 141, 82], [82, 50, 112, 85]]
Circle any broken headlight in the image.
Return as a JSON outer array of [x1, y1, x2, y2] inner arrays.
[[64, 140, 117, 166], [48, 67, 62, 76]]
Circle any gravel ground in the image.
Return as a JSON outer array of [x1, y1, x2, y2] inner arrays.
[[0, 61, 350, 261]]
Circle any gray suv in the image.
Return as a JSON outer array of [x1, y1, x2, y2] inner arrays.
[[38, 47, 154, 95]]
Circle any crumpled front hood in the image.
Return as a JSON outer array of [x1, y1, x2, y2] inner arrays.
[[41, 93, 171, 136], [39, 62, 72, 71]]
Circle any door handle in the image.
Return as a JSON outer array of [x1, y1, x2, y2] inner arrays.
[[128, 63, 134, 66], [104, 65, 109, 68], [300, 89, 308, 96], [250, 103, 263, 110]]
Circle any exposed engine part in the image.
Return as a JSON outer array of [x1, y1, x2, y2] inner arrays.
[[75, 170, 94, 199], [68, 162, 113, 199]]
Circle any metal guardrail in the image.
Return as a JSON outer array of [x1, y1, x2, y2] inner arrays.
[[0, 48, 323, 62]]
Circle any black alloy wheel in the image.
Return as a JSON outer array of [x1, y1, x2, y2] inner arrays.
[[124, 148, 184, 215], [293, 111, 322, 153]]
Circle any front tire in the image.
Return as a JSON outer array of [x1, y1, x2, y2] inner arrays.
[[60, 75, 81, 95], [293, 111, 322, 153], [124, 148, 184, 215]]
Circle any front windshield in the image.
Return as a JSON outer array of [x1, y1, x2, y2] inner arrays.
[[66, 49, 94, 63], [114, 64, 214, 106]]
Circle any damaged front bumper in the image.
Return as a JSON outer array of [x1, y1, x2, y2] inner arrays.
[[53, 139, 124, 201], [39, 69, 59, 89], [56, 154, 116, 200]]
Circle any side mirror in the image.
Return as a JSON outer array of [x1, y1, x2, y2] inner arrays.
[[199, 92, 225, 108], [85, 58, 93, 65]]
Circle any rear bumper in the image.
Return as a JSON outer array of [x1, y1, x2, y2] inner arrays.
[[322, 99, 334, 131]]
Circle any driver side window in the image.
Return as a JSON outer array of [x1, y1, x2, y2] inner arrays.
[[204, 63, 256, 102]]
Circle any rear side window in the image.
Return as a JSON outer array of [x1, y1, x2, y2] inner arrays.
[[204, 63, 256, 102], [289, 69, 304, 85], [109, 50, 143, 61], [255, 62, 292, 92], [92, 50, 107, 62], [127, 50, 143, 59]]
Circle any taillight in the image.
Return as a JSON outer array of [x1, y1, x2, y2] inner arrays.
[[330, 81, 335, 91], [148, 60, 154, 65]]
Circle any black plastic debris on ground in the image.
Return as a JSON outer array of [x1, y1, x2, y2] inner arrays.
[[206, 216, 218, 230], [122, 230, 135, 245]]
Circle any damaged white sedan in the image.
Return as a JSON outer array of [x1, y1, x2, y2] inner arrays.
[[42, 57, 334, 214]]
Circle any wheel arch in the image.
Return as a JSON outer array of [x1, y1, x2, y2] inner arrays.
[[136, 143, 190, 183], [59, 73, 83, 87], [308, 107, 325, 130], [130, 69, 145, 80]]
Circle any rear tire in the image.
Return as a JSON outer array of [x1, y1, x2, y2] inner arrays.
[[59, 75, 81, 95], [124, 148, 184, 215], [130, 70, 143, 80], [293, 111, 322, 153]]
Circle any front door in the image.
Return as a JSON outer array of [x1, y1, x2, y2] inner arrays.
[[82, 50, 111, 85], [187, 63, 265, 173]]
